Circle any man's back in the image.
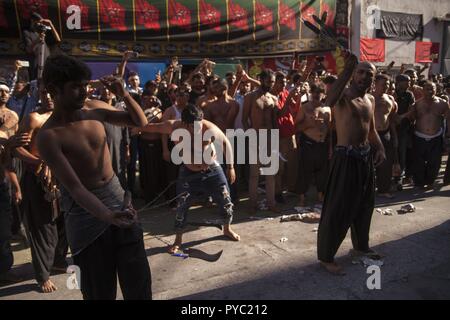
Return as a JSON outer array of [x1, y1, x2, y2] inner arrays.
[[249, 90, 277, 130]]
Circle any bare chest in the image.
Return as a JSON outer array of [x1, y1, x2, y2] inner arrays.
[[255, 95, 276, 111], [58, 121, 107, 157]]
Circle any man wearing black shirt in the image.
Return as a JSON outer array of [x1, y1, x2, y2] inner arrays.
[[394, 74, 415, 187]]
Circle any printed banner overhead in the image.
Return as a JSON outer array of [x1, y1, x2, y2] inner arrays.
[[0, 0, 337, 57]]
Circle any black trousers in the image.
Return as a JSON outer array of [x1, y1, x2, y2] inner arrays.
[[22, 171, 68, 282], [0, 182, 13, 274], [138, 139, 166, 203], [397, 124, 414, 179], [412, 134, 443, 187], [317, 146, 375, 263], [72, 224, 152, 300], [376, 130, 394, 193], [298, 134, 329, 194], [444, 155, 450, 185], [127, 135, 140, 193]]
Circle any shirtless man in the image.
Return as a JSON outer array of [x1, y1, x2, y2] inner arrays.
[[373, 74, 399, 198], [242, 70, 279, 213], [317, 53, 386, 275], [36, 55, 151, 300], [295, 83, 331, 206], [15, 88, 68, 293], [139, 104, 240, 253], [204, 78, 240, 201], [0, 82, 19, 138], [400, 81, 450, 188], [197, 75, 219, 109], [404, 69, 424, 101], [0, 124, 30, 284], [161, 87, 189, 208], [204, 78, 239, 132]]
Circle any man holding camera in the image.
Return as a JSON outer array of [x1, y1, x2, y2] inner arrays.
[[23, 13, 61, 81]]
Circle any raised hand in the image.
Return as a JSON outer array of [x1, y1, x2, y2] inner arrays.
[[100, 75, 127, 99]]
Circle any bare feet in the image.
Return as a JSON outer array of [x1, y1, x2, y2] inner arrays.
[[223, 225, 240, 241], [168, 233, 183, 254], [320, 261, 346, 276], [40, 279, 57, 293], [168, 245, 180, 254]]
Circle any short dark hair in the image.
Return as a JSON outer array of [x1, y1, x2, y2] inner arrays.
[[42, 54, 91, 91], [375, 74, 391, 82], [128, 71, 139, 78], [192, 73, 205, 81], [212, 78, 228, 90], [225, 72, 235, 77], [144, 80, 157, 89], [275, 71, 286, 82], [323, 75, 338, 85], [423, 80, 436, 87], [206, 74, 220, 86], [310, 83, 325, 94], [396, 74, 410, 83], [292, 73, 302, 83], [181, 104, 203, 124], [259, 69, 275, 81]]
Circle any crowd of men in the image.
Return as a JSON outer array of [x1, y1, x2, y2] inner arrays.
[[0, 47, 449, 298]]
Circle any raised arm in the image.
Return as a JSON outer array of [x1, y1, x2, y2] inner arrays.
[[116, 51, 136, 79], [229, 72, 242, 98], [14, 114, 41, 167], [241, 70, 261, 88], [278, 87, 300, 118], [93, 76, 147, 127], [325, 53, 358, 108], [139, 119, 177, 135], [242, 93, 253, 130], [40, 19, 61, 44]]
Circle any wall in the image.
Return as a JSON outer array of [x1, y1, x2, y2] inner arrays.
[[356, 0, 450, 73]]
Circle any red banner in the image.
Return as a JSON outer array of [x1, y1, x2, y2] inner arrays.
[[360, 38, 385, 62], [415, 42, 440, 63]]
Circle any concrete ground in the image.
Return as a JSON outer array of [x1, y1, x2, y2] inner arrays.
[[1, 158, 450, 300]]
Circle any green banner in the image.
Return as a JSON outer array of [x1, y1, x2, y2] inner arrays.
[[0, 0, 337, 57]]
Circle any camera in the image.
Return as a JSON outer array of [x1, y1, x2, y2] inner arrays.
[[35, 22, 51, 33], [31, 12, 51, 33]]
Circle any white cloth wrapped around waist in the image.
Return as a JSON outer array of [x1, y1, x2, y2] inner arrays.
[[414, 127, 443, 141]]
